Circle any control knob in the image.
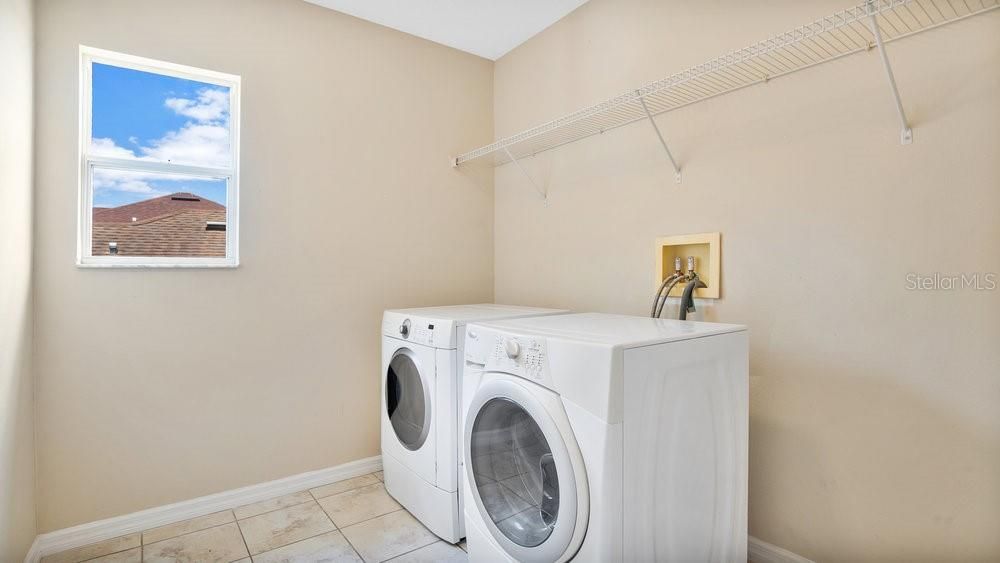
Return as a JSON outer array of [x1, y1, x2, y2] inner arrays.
[[504, 339, 521, 359]]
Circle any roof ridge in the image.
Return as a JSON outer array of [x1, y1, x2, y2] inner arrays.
[[125, 208, 225, 226], [126, 211, 185, 226]]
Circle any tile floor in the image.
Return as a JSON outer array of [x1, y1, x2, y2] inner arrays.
[[41, 471, 469, 563]]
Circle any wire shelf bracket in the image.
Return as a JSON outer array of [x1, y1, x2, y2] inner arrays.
[[639, 95, 682, 183], [867, 0, 914, 144], [452, 0, 998, 186], [503, 146, 548, 204]]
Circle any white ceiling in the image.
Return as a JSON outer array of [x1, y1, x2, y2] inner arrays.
[[303, 0, 590, 60]]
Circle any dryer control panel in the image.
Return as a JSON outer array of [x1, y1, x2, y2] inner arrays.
[[382, 315, 435, 346], [465, 326, 549, 383], [407, 321, 435, 346]]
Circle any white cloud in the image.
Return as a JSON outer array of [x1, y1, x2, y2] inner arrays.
[[165, 88, 229, 123], [140, 122, 231, 168], [90, 88, 231, 204], [92, 168, 168, 197], [89, 139, 187, 198], [149, 88, 231, 167], [91, 137, 139, 159]]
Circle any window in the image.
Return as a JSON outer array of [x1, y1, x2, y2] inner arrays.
[[78, 46, 240, 267]]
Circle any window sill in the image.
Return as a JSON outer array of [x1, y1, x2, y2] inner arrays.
[[76, 259, 239, 269]]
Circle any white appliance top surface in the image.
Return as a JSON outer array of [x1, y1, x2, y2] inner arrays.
[[471, 313, 746, 349], [386, 303, 567, 324]]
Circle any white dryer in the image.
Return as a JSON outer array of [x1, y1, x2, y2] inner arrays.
[[461, 313, 749, 562], [381, 304, 567, 543]]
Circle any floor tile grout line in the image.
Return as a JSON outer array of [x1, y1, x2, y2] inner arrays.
[[313, 482, 406, 530], [234, 494, 315, 522], [240, 491, 343, 559], [239, 500, 339, 558], [338, 507, 442, 562], [244, 527, 352, 560], [311, 487, 341, 531], [135, 503, 300, 553], [71, 543, 140, 563], [310, 473, 381, 497], [305, 483, 377, 562], [232, 473, 381, 526], [139, 518, 237, 549], [141, 509, 236, 546], [311, 477, 384, 503], [236, 473, 380, 522], [379, 537, 447, 563], [337, 527, 367, 563], [337, 508, 407, 532], [45, 531, 142, 563], [47, 475, 384, 563], [58, 511, 440, 563], [234, 514, 253, 562]]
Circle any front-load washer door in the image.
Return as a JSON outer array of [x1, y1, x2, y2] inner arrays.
[[464, 377, 588, 563], [381, 339, 436, 485], [386, 351, 430, 450]]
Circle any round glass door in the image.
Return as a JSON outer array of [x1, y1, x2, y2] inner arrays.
[[469, 398, 560, 548], [385, 351, 429, 450]]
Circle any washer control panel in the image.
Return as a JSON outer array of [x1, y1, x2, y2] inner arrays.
[[487, 334, 548, 382]]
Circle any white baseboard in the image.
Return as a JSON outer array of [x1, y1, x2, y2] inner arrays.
[[25, 455, 382, 563], [749, 536, 814, 563]]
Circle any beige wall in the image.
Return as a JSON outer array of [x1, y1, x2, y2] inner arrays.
[[33, 0, 494, 532], [0, 0, 38, 559], [493, 0, 1000, 560]]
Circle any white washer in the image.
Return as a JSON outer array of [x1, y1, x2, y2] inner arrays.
[[461, 313, 749, 562], [381, 304, 567, 543]]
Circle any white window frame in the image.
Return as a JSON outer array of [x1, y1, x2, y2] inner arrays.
[[77, 46, 241, 268]]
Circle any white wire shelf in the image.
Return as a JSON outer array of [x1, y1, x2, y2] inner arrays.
[[454, 0, 998, 171]]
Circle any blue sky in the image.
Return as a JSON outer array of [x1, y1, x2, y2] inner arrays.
[[91, 63, 231, 207]]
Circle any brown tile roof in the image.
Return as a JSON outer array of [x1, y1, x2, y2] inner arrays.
[[92, 193, 226, 258], [93, 192, 224, 223]]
